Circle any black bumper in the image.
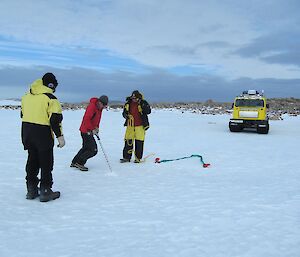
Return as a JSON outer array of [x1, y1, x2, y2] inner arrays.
[[229, 119, 269, 128]]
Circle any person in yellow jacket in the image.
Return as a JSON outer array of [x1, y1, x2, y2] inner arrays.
[[120, 90, 151, 163], [21, 73, 65, 202]]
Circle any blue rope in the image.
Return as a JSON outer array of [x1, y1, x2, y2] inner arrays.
[[155, 154, 210, 167]]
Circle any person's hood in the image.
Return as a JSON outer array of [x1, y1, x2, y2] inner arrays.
[[126, 91, 144, 102], [89, 97, 99, 104], [89, 97, 102, 109], [29, 79, 53, 95]]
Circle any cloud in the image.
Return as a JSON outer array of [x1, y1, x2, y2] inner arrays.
[[1, 65, 299, 103], [0, 0, 299, 101], [1, 0, 299, 79], [235, 30, 300, 67]]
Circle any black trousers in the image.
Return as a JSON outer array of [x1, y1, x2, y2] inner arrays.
[[123, 139, 144, 161], [72, 133, 98, 165], [26, 148, 54, 189]]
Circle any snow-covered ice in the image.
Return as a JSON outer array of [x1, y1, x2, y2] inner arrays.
[[0, 108, 299, 257]]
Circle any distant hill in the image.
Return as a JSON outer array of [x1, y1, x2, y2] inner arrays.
[[0, 99, 21, 106], [1, 98, 299, 119]]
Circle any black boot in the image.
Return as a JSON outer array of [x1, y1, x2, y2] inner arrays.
[[74, 163, 88, 171], [26, 184, 39, 200], [39, 187, 60, 202], [120, 158, 130, 163]]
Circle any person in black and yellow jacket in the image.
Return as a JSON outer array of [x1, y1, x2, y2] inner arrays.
[[21, 73, 65, 202], [120, 90, 151, 163]]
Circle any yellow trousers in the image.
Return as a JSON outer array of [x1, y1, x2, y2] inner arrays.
[[124, 125, 145, 141], [123, 126, 145, 161]]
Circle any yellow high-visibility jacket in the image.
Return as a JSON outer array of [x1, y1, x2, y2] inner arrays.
[[21, 79, 63, 150]]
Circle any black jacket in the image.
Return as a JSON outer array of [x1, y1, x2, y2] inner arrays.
[[122, 97, 151, 130]]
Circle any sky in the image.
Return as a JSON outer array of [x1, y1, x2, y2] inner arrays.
[[0, 0, 300, 102]]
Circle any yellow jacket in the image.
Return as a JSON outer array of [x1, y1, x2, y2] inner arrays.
[[22, 79, 62, 126], [21, 79, 63, 150]]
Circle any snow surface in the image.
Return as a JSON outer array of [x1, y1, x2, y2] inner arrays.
[[0, 109, 300, 257]]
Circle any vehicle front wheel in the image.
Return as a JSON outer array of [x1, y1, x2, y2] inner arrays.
[[229, 123, 242, 132], [257, 125, 269, 134]]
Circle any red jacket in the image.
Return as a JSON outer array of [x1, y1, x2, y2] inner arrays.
[[129, 101, 143, 126], [80, 98, 102, 133]]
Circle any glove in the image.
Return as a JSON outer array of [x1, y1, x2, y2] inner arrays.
[[92, 127, 99, 135], [57, 136, 65, 148]]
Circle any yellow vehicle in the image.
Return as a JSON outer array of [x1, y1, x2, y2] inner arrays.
[[229, 90, 269, 134]]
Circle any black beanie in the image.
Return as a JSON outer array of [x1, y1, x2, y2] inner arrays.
[[131, 90, 142, 99], [42, 73, 58, 90], [99, 95, 109, 105]]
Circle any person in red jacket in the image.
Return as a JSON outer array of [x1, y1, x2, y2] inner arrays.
[[71, 95, 108, 171]]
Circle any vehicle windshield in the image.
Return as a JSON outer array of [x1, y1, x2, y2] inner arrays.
[[235, 99, 264, 107]]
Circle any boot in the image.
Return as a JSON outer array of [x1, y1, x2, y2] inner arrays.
[[39, 187, 60, 202], [74, 163, 88, 171], [26, 184, 39, 200], [26, 188, 39, 200], [120, 158, 130, 163]]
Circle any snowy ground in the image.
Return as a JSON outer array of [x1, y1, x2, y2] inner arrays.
[[0, 108, 299, 257]]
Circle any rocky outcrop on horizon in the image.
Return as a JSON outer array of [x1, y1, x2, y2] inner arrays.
[[1, 98, 300, 119], [150, 98, 300, 120]]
